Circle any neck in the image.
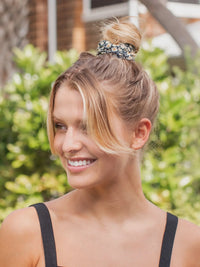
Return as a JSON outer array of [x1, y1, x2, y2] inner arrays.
[[71, 155, 150, 224]]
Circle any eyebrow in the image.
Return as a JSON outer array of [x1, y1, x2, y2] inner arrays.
[[52, 115, 61, 121], [52, 115, 86, 125]]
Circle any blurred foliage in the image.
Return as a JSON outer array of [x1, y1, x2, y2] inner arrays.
[[0, 45, 78, 221], [138, 45, 200, 224], [0, 44, 200, 224]]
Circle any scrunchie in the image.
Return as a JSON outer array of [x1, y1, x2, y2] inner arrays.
[[97, 40, 136, 60]]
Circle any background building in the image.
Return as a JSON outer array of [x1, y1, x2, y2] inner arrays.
[[0, 0, 200, 86]]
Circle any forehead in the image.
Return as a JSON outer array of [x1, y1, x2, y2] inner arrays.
[[53, 84, 84, 121]]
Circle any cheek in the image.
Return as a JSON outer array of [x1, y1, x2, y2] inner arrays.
[[53, 133, 64, 155]]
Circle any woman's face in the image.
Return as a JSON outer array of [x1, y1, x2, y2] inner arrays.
[[53, 84, 133, 189]]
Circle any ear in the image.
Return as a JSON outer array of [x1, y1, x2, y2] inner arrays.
[[131, 118, 152, 150]]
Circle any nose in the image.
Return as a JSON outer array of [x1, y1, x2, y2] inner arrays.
[[62, 127, 82, 155]]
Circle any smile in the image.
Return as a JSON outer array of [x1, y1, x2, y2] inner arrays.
[[68, 159, 96, 167]]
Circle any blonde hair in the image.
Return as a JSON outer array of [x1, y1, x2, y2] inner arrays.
[[47, 18, 159, 155]]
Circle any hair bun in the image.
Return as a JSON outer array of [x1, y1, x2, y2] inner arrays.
[[101, 18, 142, 54]]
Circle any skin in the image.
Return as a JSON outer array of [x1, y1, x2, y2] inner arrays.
[[0, 84, 200, 267]]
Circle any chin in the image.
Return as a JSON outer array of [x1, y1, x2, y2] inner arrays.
[[67, 174, 102, 190]]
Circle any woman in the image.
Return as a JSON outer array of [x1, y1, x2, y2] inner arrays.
[[0, 18, 200, 267]]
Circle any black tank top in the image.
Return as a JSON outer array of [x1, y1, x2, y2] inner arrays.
[[31, 203, 178, 267]]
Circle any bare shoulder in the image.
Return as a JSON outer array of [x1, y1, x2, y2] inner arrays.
[[178, 217, 200, 244], [0, 206, 42, 267], [1, 206, 38, 233], [175, 217, 200, 266]]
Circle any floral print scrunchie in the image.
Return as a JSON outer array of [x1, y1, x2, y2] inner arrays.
[[97, 40, 136, 60]]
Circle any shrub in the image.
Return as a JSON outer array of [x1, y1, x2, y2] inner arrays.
[[0, 45, 78, 220], [139, 47, 200, 224], [0, 44, 200, 224]]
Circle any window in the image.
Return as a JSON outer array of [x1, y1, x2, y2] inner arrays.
[[82, 0, 200, 22], [82, 0, 130, 22], [91, 0, 128, 9], [168, 0, 199, 3], [167, 0, 200, 18]]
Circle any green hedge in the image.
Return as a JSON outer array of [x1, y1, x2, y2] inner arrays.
[[139, 47, 200, 223], [0, 44, 200, 224]]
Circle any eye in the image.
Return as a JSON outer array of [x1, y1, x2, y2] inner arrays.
[[79, 122, 87, 134], [54, 122, 67, 131]]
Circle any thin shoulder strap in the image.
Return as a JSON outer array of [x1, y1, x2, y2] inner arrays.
[[159, 212, 178, 267], [31, 203, 58, 267]]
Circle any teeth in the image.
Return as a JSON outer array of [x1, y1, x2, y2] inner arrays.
[[68, 159, 94, 167]]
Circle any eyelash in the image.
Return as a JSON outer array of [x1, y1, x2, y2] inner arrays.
[[54, 122, 87, 134], [54, 123, 67, 131], [80, 123, 87, 133]]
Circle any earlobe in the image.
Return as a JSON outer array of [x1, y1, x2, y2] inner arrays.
[[131, 118, 152, 150]]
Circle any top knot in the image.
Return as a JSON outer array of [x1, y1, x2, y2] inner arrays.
[[101, 18, 142, 56]]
